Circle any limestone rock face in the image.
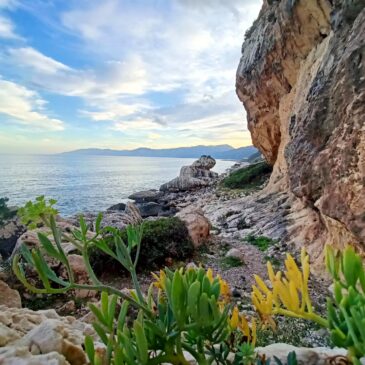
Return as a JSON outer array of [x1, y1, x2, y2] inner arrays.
[[0, 306, 100, 365], [160, 156, 218, 192], [236, 0, 365, 257]]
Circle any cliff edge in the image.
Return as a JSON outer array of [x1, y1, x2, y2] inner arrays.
[[236, 0, 365, 257]]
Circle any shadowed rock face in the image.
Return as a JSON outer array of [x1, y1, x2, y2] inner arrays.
[[236, 0, 365, 254]]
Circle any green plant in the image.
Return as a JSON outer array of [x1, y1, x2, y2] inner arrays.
[[221, 162, 272, 190], [244, 235, 276, 251], [326, 246, 365, 364], [91, 217, 194, 272], [253, 245, 365, 364], [17, 196, 58, 229], [0, 197, 17, 226], [13, 197, 257, 365], [272, 351, 297, 365], [221, 256, 244, 270]]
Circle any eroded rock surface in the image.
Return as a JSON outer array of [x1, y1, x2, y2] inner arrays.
[[0, 306, 101, 365], [160, 156, 218, 192], [236, 0, 365, 258]]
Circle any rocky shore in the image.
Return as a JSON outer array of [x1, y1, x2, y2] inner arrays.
[[0, 155, 340, 364]]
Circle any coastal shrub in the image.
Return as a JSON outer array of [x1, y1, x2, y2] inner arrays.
[[12, 198, 257, 365], [221, 162, 272, 190], [244, 235, 276, 251], [0, 197, 17, 227], [91, 217, 194, 273], [221, 256, 244, 270], [252, 246, 365, 364]]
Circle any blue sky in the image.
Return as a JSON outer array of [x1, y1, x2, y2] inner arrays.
[[0, 0, 261, 153]]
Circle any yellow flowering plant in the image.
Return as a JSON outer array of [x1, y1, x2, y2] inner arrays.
[[252, 248, 328, 328]]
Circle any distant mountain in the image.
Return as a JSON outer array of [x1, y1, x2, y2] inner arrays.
[[62, 145, 258, 160]]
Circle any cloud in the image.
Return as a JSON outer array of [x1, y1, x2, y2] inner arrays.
[[0, 0, 261, 150], [0, 15, 18, 38], [0, 78, 65, 131], [7, 47, 71, 74]]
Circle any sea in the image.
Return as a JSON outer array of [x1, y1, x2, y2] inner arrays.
[[0, 155, 234, 216]]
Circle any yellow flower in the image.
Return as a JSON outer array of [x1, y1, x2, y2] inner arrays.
[[206, 268, 214, 284], [229, 306, 239, 329], [218, 275, 231, 303], [251, 318, 257, 346], [151, 270, 166, 290]]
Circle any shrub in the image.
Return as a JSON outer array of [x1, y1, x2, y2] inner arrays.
[[221, 162, 272, 190], [0, 197, 17, 227], [91, 217, 194, 273], [244, 235, 276, 251]]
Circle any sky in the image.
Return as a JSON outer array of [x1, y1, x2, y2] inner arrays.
[[0, 0, 261, 154]]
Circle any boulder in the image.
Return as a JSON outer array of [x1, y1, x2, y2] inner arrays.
[[176, 207, 210, 247], [128, 189, 162, 203], [107, 202, 126, 211], [136, 202, 163, 218], [225, 248, 245, 263], [256, 343, 347, 365], [160, 156, 218, 192], [0, 280, 21, 308], [0, 306, 101, 365]]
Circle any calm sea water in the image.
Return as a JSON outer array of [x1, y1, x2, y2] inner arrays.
[[0, 155, 234, 216]]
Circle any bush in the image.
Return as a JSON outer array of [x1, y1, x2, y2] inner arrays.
[[221, 162, 272, 190], [0, 197, 16, 227], [244, 235, 276, 251], [92, 217, 194, 273], [127, 217, 194, 268]]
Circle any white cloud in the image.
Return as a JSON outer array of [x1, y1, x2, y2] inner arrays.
[[7, 47, 71, 74], [0, 78, 64, 131], [0, 0, 261, 149], [0, 15, 18, 38]]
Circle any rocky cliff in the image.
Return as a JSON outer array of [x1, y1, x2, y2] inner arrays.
[[236, 0, 365, 258]]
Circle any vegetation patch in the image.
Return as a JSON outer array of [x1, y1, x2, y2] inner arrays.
[[220, 256, 244, 270], [221, 161, 272, 190], [92, 217, 194, 273], [0, 197, 17, 227], [243, 234, 277, 251]]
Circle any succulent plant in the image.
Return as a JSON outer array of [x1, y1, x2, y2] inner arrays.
[[13, 197, 256, 365]]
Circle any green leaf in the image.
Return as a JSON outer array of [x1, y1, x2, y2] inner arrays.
[[89, 303, 108, 327], [84, 335, 95, 364], [92, 322, 108, 345], [95, 213, 103, 233], [134, 319, 148, 364], [38, 232, 60, 259]]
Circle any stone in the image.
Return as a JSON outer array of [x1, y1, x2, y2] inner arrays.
[[0, 305, 100, 365], [0, 348, 69, 365], [225, 248, 244, 263], [236, 0, 365, 262], [176, 207, 210, 247], [106, 202, 126, 211], [160, 156, 218, 192], [256, 343, 347, 365], [0, 280, 21, 308], [128, 189, 162, 203], [136, 202, 163, 218]]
